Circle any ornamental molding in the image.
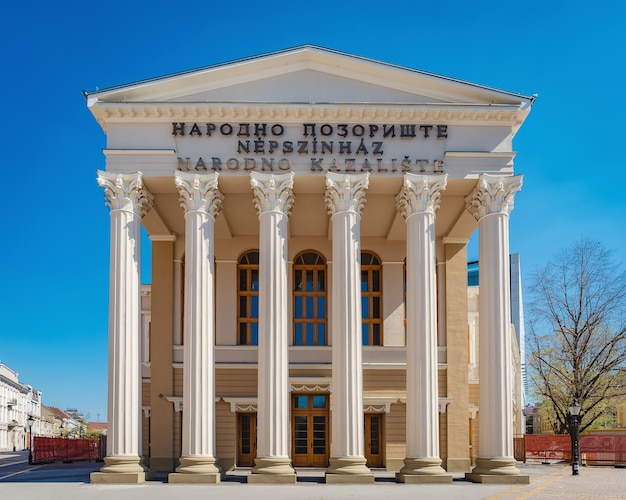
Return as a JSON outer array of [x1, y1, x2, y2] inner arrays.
[[363, 405, 388, 413], [465, 173, 523, 221], [469, 405, 479, 419], [97, 170, 153, 217], [363, 398, 399, 413], [174, 171, 224, 217], [165, 396, 183, 413], [324, 172, 369, 216], [250, 171, 295, 217], [90, 102, 525, 131], [221, 397, 258, 413], [395, 173, 448, 218], [438, 397, 455, 414], [291, 384, 331, 393]]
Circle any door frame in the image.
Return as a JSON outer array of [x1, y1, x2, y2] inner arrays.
[[364, 413, 384, 468], [237, 412, 257, 467], [291, 394, 330, 467]]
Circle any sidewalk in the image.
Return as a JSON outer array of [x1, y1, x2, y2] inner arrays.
[[1, 458, 625, 500]]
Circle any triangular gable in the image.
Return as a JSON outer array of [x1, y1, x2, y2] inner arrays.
[[86, 45, 532, 107]]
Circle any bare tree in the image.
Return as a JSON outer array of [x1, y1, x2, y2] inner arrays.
[[528, 239, 626, 434]]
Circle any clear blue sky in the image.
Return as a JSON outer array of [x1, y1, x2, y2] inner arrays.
[[1, 1, 624, 422]]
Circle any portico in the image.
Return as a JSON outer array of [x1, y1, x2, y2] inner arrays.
[[85, 46, 533, 484]]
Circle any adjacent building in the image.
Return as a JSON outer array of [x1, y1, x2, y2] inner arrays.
[[0, 362, 42, 451], [85, 46, 533, 484]]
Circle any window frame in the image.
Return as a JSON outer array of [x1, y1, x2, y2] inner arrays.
[[293, 251, 327, 346], [237, 250, 260, 345], [361, 251, 383, 346]]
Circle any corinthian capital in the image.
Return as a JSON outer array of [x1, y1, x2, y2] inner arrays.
[[324, 172, 369, 216], [465, 174, 523, 221], [97, 171, 153, 218], [174, 171, 224, 217], [395, 173, 448, 219], [250, 171, 295, 217]]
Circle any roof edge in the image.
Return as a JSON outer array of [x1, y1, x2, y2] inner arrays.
[[83, 45, 536, 103]]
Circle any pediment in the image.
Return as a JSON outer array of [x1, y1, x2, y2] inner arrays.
[[87, 46, 531, 108]]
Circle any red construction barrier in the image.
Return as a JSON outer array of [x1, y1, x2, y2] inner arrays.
[[33, 437, 104, 463], [525, 434, 571, 461], [524, 434, 626, 465]]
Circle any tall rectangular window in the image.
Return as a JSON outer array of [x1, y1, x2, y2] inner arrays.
[[294, 251, 327, 345], [238, 251, 259, 345]]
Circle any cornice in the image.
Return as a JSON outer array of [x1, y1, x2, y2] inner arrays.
[[89, 102, 527, 133]]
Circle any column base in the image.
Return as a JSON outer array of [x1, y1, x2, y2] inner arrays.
[[465, 457, 529, 484], [396, 457, 452, 483], [325, 457, 374, 484], [248, 457, 296, 484], [168, 456, 221, 484], [90, 455, 146, 484]]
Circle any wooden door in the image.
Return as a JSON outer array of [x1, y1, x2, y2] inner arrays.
[[365, 413, 383, 467], [292, 395, 329, 467], [237, 413, 257, 467]]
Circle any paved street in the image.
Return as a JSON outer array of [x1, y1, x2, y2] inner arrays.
[[1, 451, 625, 499]]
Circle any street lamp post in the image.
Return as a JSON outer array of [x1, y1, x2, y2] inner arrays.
[[569, 400, 581, 476], [27, 415, 34, 465]]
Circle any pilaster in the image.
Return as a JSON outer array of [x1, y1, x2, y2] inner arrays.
[[248, 172, 296, 484], [169, 171, 223, 484], [395, 174, 451, 483], [324, 172, 373, 484], [443, 242, 471, 472], [91, 171, 152, 484], [149, 237, 175, 472], [464, 174, 528, 484]]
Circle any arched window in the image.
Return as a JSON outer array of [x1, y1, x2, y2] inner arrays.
[[361, 251, 382, 346], [294, 251, 327, 345], [238, 251, 259, 345]]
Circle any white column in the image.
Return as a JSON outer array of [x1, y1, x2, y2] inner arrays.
[[465, 173, 528, 483], [395, 174, 451, 483], [169, 171, 223, 484], [248, 172, 297, 484], [92, 171, 151, 484], [324, 172, 374, 483]]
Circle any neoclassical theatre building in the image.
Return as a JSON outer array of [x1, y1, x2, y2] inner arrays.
[[86, 46, 533, 484]]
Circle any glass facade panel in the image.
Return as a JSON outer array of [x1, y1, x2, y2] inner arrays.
[[295, 323, 303, 346], [241, 415, 251, 454], [318, 270, 325, 292], [239, 323, 247, 345], [372, 270, 380, 291], [373, 324, 381, 346], [251, 269, 259, 290], [251, 295, 258, 317], [313, 396, 327, 408], [250, 322, 258, 346], [295, 270, 302, 291]]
